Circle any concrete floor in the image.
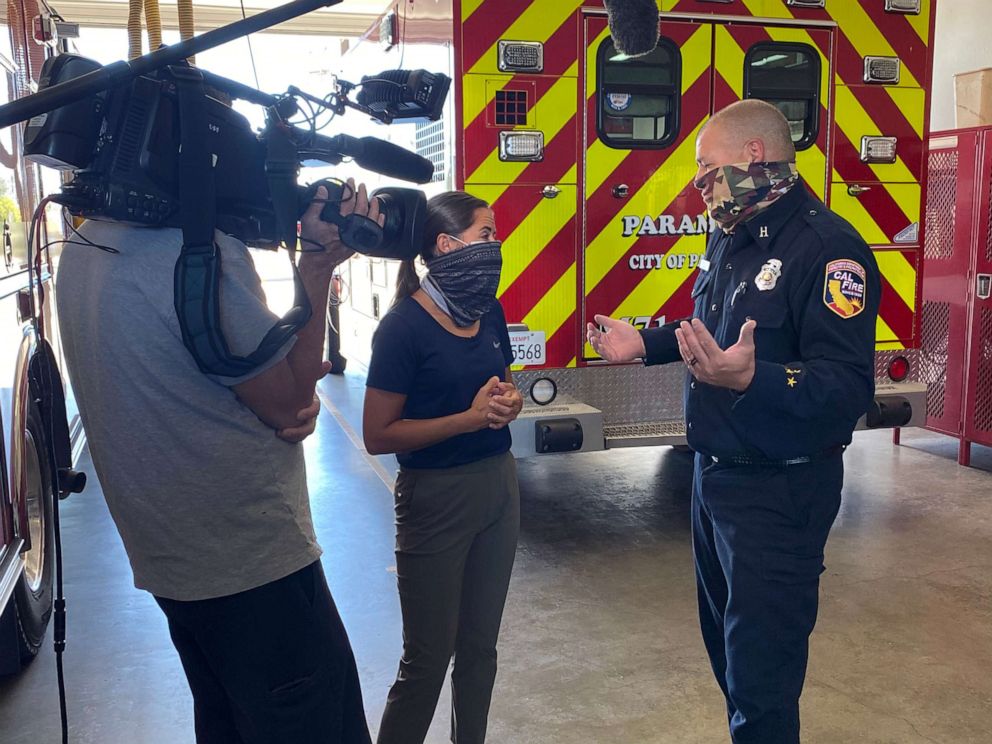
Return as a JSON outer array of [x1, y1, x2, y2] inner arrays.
[[1, 368, 991, 744]]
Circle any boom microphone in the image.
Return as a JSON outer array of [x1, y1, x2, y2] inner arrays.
[[603, 0, 660, 57], [310, 134, 435, 184]]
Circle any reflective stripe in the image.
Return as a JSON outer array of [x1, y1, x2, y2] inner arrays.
[[465, 1, 579, 76]]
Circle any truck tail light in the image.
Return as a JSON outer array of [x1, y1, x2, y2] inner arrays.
[[888, 356, 910, 382]]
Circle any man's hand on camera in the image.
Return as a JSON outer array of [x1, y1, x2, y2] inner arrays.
[[300, 178, 383, 271]]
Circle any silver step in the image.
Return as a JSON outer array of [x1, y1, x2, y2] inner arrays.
[[604, 419, 687, 449]]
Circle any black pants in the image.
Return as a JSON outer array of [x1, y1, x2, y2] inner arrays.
[[377, 452, 520, 744], [155, 561, 372, 744], [692, 452, 843, 744]]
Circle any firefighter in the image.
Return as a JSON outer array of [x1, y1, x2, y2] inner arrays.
[[326, 271, 347, 374], [587, 99, 881, 744]]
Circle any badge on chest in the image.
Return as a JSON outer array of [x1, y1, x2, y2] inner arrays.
[[755, 259, 783, 291]]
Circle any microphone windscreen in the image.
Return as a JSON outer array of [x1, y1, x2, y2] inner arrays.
[[603, 0, 660, 57], [353, 137, 435, 185]]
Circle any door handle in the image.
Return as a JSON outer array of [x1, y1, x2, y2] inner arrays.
[[612, 184, 630, 199], [541, 185, 561, 199], [847, 184, 872, 196]]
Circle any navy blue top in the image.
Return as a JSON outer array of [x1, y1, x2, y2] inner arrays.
[[640, 183, 881, 460], [366, 296, 514, 469]]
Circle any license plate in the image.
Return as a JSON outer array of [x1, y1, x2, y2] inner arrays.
[[509, 330, 546, 366]]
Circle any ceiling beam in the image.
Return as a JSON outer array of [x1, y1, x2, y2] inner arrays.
[[3, 1, 378, 36]]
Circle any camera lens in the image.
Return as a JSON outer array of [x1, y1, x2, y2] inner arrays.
[[367, 187, 426, 261], [375, 192, 404, 244], [298, 182, 426, 260]]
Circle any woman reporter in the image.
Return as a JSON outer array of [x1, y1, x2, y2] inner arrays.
[[363, 191, 523, 744]]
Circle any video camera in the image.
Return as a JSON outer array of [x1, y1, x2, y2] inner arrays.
[[0, 0, 452, 377], [23, 54, 449, 257]]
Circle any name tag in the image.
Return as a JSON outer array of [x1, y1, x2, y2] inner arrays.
[[699, 258, 711, 272]]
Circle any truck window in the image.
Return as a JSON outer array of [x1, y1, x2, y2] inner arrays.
[[744, 42, 820, 151], [596, 36, 681, 149]]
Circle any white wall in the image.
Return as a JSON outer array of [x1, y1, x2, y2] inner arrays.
[[930, 0, 992, 132]]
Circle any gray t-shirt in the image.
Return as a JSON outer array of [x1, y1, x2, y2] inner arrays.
[[56, 221, 320, 601]]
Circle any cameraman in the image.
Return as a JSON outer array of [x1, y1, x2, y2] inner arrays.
[[56, 180, 379, 744]]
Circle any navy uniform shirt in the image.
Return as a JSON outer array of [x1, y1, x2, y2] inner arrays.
[[640, 183, 881, 460]]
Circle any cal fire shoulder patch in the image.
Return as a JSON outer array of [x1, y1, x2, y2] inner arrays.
[[823, 259, 867, 319]]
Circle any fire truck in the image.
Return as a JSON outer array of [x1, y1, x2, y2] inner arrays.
[[0, 1, 78, 674], [340, 0, 934, 456]]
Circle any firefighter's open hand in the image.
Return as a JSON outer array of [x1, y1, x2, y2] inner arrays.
[[676, 318, 756, 392], [488, 381, 523, 430], [277, 390, 324, 443], [587, 315, 646, 362]]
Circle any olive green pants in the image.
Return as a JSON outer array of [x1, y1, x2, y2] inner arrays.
[[376, 452, 520, 744]]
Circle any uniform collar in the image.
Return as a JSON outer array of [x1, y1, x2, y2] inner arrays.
[[737, 182, 811, 251]]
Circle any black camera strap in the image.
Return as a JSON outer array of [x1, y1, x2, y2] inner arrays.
[[264, 120, 313, 335], [171, 65, 311, 378]]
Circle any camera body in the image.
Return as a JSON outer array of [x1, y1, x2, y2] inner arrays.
[[28, 62, 275, 241]]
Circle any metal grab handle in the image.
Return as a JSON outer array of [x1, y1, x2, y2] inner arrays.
[[847, 184, 873, 196], [978, 274, 992, 301], [541, 185, 561, 199]]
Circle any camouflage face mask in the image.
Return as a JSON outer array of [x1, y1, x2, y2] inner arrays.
[[694, 161, 800, 232]]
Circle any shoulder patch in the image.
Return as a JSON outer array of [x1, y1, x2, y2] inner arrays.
[[823, 260, 866, 319]]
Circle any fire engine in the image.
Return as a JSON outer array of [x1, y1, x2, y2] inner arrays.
[[339, 0, 934, 456], [0, 1, 79, 674]]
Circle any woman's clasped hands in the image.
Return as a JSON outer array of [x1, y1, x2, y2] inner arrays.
[[468, 377, 523, 431]]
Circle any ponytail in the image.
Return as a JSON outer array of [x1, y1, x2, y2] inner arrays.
[[391, 190, 490, 309], [393, 258, 421, 307]]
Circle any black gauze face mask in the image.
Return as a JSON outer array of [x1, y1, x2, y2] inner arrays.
[[421, 240, 503, 327]]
